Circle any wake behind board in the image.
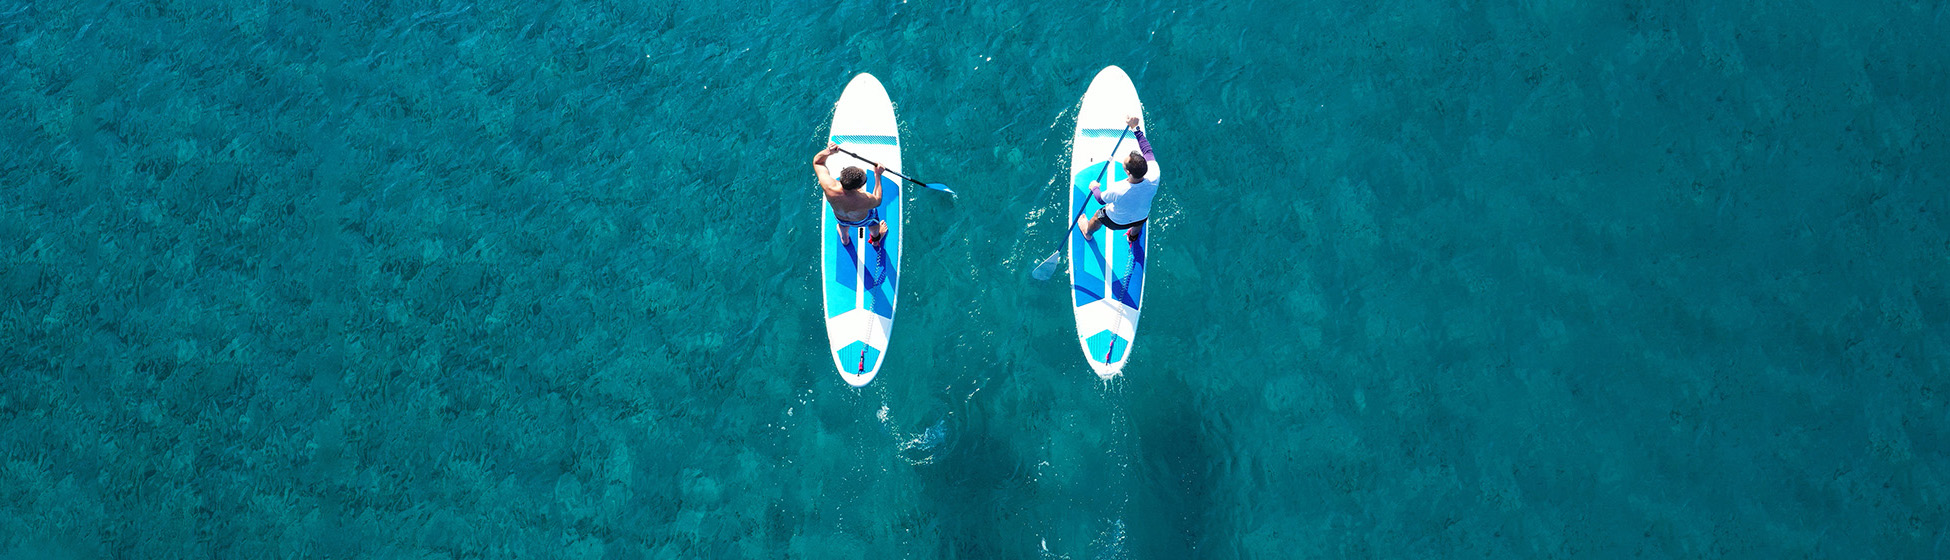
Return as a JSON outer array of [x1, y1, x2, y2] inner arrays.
[[822, 73, 903, 386], [1068, 66, 1153, 379]]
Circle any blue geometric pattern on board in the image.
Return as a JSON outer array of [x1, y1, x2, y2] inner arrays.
[[1110, 227, 1145, 310], [1084, 330, 1128, 363], [1071, 160, 1130, 307], [824, 173, 900, 319], [1073, 281, 1106, 305], [861, 241, 888, 290], [837, 341, 881, 374], [1071, 226, 1106, 305], [865, 174, 898, 318], [824, 226, 860, 318]]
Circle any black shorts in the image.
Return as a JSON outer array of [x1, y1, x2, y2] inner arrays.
[[1093, 209, 1146, 230]]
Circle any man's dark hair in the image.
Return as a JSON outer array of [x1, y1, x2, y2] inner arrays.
[[839, 166, 866, 190], [1124, 151, 1148, 180]]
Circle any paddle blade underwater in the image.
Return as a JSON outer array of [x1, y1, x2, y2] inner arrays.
[[1030, 251, 1063, 281], [1030, 125, 1130, 281], [833, 146, 954, 196]]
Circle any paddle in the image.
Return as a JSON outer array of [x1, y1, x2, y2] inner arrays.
[[831, 146, 955, 195], [1030, 125, 1131, 281]]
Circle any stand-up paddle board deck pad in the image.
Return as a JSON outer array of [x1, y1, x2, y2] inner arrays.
[[1069, 66, 1153, 379], [822, 73, 902, 386]]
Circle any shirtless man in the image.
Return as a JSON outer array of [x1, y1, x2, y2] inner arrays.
[[813, 143, 888, 246]]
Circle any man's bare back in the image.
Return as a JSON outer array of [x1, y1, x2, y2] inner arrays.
[[814, 143, 888, 246]]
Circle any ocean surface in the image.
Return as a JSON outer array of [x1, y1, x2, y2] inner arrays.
[[3, 0, 1946, 557]]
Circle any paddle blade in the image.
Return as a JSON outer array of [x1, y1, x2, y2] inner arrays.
[[1030, 251, 1063, 281], [924, 183, 955, 195]]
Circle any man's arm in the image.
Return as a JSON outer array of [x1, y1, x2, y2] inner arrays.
[[868, 163, 887, 205], [1127, 117, 1155, 160], [814, 143, 842, 195], [1128, 116, 1158, 182]]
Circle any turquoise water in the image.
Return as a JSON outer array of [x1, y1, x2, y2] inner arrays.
[[3, 0, 1946, 557]]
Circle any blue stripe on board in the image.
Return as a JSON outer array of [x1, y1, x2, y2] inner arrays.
[[868, 174, 899, 318], [1080, 128, 1128, 138], [826, 173, 901, 319], [1111, 228, 1144, 309], [1106, 155, 1141, 309], [1071, 230, 1106, 305], [825, 230, 860, 318], [833, 135, 899, 146], [1072, 161, 1111, 307], [1073, 282, 1106, 304]]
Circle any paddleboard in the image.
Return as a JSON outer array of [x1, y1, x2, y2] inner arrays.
[[1068, 66, 1154, 379], [821, 73, 903, 386]]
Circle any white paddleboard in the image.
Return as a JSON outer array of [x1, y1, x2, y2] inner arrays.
[[1067, 66, 1153, 379], [821, 73, 903, 386]]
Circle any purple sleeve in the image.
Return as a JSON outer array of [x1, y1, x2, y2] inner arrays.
[[1133, 127, 1156, 161]]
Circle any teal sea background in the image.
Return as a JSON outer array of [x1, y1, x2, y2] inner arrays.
[[3, 0, 1947, 557]]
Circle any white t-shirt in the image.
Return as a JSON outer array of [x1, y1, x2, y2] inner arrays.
[[1100, 162, 1161, 225]]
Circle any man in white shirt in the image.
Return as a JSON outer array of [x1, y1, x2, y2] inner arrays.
[[1081, 117, 1160, 243]]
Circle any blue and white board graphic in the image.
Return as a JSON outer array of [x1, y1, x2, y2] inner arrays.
[[1069, 66, 1152, 379], [821, 73, 902, 386]]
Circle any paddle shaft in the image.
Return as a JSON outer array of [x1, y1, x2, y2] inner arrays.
[[832, 146, 940, 191], [1055, 125, 1132, 252]]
